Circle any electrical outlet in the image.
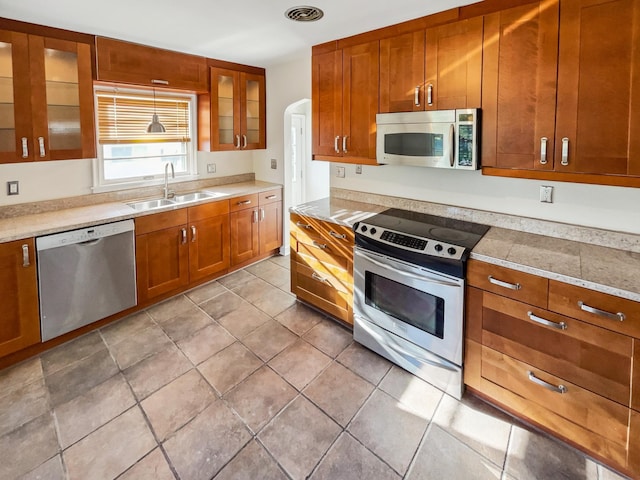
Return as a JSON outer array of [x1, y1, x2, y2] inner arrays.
[[540, 185, 553, 203], [355, 165, 362, 174], [336, 166, 345, 178], [206, 163, 216, 174], [271, 158, 277, 169], [7, 181, 19, 195]]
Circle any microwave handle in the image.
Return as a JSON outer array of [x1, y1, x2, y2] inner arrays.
[[449, 123, 455, 167]]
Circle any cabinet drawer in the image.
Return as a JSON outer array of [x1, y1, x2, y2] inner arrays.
[[549, 280, 640, 338], [481, 292, 632, 405], [188, 199, 229, 222], [259, 189, 282, 205], [467, 259, 548, 308], [292, 252, 352, 294], [292, 261, 351, 323], [293, 235, 351, 272], [481, 346, 629, 448], [291, 213, 354, 256], [135, 209, 187, 235], [230, 194, 259, 212]]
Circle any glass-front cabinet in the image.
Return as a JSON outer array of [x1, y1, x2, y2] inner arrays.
[[0, 29, 94, 164]]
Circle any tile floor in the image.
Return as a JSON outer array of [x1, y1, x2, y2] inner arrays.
[[0, 255, 630, 480]]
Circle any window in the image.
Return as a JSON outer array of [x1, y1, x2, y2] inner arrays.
[[93, 86, 197, 190]]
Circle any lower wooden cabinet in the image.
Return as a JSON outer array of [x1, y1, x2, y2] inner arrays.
[[0, 239, 40, 357], [188, 201, 230, 282]]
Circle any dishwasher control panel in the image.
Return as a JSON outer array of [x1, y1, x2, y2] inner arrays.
[[36, 220, 134, 250]]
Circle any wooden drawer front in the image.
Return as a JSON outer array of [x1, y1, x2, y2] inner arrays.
[[259, 189, 282, 205], [294, 236, 351, 272], [230, 194, 259, 212], [290, 213, 321, 238], [549, 280, 640, 338], [293, 252, 352, 294], [467, 259, 548, 307], [188, 199, 230, 222], [482, 292, 632, 405], [135, 209, 187, 235], [292, 261, 351, 323], [481, 346, 629, 448]]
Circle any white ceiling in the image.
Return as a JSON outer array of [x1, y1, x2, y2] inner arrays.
[[0, 0, 477, 67]]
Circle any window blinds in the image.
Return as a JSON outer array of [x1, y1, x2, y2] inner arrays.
[[96, 91, 191, 144]]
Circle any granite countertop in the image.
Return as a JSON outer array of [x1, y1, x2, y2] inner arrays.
[[0, 181, 281, 243], [291, 197, 640, 303]]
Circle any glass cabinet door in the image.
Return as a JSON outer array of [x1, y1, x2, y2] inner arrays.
[[241, 72, 265, 149], [211, 67, 240, 150]]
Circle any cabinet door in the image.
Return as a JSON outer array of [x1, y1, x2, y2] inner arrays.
[[210, 67, 241, 151], [29, 36, 95, 161], [241, 72, 266, 149], [0, 239, 40, 357], [312, 50, 342, 158], [555, 0, 640, 175], [259, 201, 282, 253], [230, 208, 259, 266], [481, 1, 559, 170], [189, 215, 230, 282], [342, 41, 379, 160], [425, 17, 483, 111], [379, 31, 425, 113], [135, 226, 189, 303], [0, 30, 32, 163]]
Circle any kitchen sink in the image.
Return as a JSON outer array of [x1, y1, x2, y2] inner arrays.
[[173, 191, 225, 203], [127, 198, 176, 211], [127, 191, 228, 211]]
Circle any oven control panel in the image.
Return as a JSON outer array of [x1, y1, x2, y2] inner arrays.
[[356, 222, 464, 260]]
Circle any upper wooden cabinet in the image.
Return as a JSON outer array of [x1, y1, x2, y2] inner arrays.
[[96, 37, 208, 92], [198, 67, 266, 151], [0, 30, 95, 164], [312, 41, 379, 164]]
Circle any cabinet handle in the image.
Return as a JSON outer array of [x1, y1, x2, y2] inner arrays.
[[38, 137, 46, 157], [577, 301, 625, 322], [21, 137, 29, 158], [334, 136, 341, 154], [488, 275, 521, 290], [329, 230, 346, 239], [191, 226, 197, 243], [242, 134, 247, 148], [540, 137, 548, 165], [181, 228, 187, 244], [527, 371, 567, 394], [312, 272, 329, 284], [296, 221, 312, 229], [449, 123, 455, 167], [151, 79, 169, 85], [343, 135, 348, 154], [312, 240, 327, 249], [265, 194, 277, 200], [561, 137, 569, 166], [253, 209, 258, 223], [235, 135, 241, 149], [427, 84, 433, 106], [260, 208, 265, 221], [527, 311, 567, 330], [237, 199, 252, 206], [414, 86, 420, 106], [22, 244, 30, 267]]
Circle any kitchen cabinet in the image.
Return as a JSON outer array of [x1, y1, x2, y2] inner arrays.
[[379, 17, 482, 113], [312, 41, 379, 164], [0, 239, 40, 357], [95, 37, 208, 92], [482, 0, 640, 182], [229, 188, 282, 267], [0, 29, 95, 164], [187, 200, 230, 282], [198, 67, 266, 151], [465, 259, 640, 475], [290, 213, 354, 325]]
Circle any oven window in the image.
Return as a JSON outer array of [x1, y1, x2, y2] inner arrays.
[[365, 272, 444, 339], [384, 132, 444, 157]]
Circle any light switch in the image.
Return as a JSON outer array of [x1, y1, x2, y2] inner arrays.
[[7, 181, 19, 195], [336, 166, 345, 178]]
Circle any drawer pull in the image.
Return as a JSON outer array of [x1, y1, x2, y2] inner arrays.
[[22, 244, 30, 267], [527, 311, 567, 330], [265, 194, 277, 200], [181, 228, 187, 245], [527, 371, 567, 394], [488, 275, 521, 291], [237, 199, 252, 206], [151, 79, 169, 85], [329, 230, 346, 239], [191, 225, 197, 242], [296, 221, 312, 229], [311, 272, 329, 284], [312, 241, 327, 249], [577, 301, 625, 322]]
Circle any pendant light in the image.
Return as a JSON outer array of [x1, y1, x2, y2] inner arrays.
[[147, 88, 166, 133]]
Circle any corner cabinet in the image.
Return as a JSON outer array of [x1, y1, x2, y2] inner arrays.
[[0, 29, 95, 164], [198, 67, 266, 151], [312, 41, 379, 164], [0, 239, 40, 357]]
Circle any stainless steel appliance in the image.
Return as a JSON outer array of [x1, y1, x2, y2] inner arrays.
[[353, 209, 488, 399], [36, 220, 137, 342], [376, 109, 479, 169]]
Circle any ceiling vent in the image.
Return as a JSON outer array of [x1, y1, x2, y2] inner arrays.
[[285, 6, 324, 22]]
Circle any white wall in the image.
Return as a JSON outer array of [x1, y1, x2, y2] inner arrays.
[[330, 163, 640, 235]]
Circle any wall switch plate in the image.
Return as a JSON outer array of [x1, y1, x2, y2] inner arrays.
[[7, 181, 19, 195], [206, 163, 216, 173], [355, 165, 362, 174], [540, 185, 553, 203], [271, 158, 277, 169], [336, 166, 345, 178]]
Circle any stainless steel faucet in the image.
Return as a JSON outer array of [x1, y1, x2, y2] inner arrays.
[[164, 162, 175, 199]]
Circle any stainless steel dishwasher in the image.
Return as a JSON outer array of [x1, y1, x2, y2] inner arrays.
[[36, 219, 137, 342]]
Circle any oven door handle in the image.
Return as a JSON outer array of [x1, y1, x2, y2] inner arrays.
[[357, 249, 462, 288]]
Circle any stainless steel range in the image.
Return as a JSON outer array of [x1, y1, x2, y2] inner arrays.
[[353, 208, 489, 399]]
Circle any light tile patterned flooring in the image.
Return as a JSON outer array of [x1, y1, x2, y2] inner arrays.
[[0, 255, 630, 480]]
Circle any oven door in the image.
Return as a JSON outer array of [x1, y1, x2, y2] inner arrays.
[[353, 247, 464, 366], [376, 121, 454, 168]]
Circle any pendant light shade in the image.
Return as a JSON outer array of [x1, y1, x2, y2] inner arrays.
[[147, 88, 166, 133]]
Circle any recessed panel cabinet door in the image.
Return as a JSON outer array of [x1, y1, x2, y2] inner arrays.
[[312, 50, 343, 158], [230, 208, 259, 266], [189, 215, 230, 282], [259, 201, 282, 253], [481, 1, 559, 170], [379, 31, 425, 113]]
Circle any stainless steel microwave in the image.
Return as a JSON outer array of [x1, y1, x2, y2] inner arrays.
[[376, 109, 479, 169]]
